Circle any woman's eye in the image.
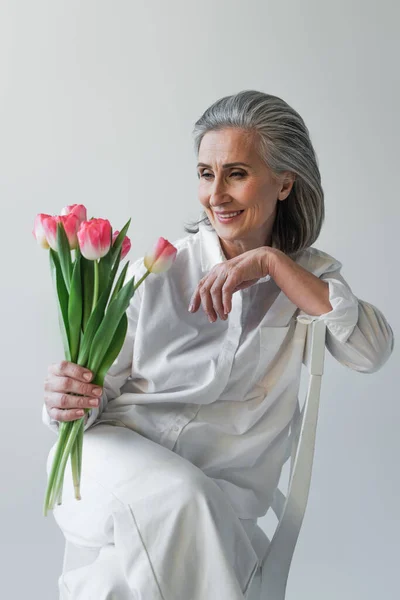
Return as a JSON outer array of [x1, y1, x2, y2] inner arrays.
[[198, 171, 245, 179]]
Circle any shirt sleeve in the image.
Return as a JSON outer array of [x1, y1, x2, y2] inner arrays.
[[42, 259, 145, 434], [296, 264, 394, 373]]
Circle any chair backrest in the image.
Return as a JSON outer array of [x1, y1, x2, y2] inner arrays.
[[260, 318, 327, 599]]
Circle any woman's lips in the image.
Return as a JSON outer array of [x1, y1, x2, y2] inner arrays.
[[215, 210, 244, 223]]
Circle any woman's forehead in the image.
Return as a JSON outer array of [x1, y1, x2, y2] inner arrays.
[[198, 128, 259, 164]]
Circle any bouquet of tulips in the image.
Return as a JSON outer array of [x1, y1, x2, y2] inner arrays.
[[33, 204, 177, 516]]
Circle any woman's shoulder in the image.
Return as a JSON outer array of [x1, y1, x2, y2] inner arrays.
[[294, 245, 344, 277]]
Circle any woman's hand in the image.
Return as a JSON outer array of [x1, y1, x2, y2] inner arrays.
[[44, 361, 103, 423], [188, 247, 274, 322]]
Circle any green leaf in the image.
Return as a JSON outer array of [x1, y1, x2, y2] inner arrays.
[[76, 247, 123, 367], [95, 313, 128, 388], [68, 254, 83, 363], [49, 249, 71, 361], [110, 218, 131, 267], [56, 222, 73, 293], [81, 257, 94, 332], [87, 275, 135, 375], [108, 261, 129, 307]]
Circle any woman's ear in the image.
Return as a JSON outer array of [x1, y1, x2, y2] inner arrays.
[[277, 172, 296, 201]]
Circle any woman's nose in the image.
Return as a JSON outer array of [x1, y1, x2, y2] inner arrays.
[[209, 176, 229, 201]]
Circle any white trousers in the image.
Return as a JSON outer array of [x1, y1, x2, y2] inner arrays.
[[46, 424, 260, 599]]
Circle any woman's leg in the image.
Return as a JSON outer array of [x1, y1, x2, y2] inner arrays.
[[47, 424, 259, 600]]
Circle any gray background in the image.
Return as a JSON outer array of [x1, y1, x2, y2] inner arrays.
[[1, 1, 398, 598]]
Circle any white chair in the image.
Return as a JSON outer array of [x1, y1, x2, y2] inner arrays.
[[58, 319, 327, 599], [247, 318, 327, 599]]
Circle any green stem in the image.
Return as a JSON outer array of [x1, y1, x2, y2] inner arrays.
[[44, 268, 149, 516], [77, 416, 84, 479], [43, 421, 72, 516], [134, 270, 150, 291], [91, 259, 99, 313], [70, 419, 84, 500], [51, 418, 83, 508], [56, 477, 64, 506]]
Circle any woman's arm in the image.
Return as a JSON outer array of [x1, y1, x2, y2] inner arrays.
[[267, 249, 394, 374]]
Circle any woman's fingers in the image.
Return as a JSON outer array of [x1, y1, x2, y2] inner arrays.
[[45, 391, 99, 422], [190, 271, 229, 322], [189, 248, 270, 321], [47, 405, 86, 423], [44, 374, 102, 398], [210, 272, 229, 320], [48, 360, 93, 382], [44, 361, 102, 423], [45, 363, 102, 398]]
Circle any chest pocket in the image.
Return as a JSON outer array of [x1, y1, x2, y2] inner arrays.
[[256, 323, 292, 382]]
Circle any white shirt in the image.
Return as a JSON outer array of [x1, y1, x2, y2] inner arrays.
[[43, 219, 394, 519]]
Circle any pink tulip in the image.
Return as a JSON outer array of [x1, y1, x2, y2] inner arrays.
[[61, 204, 87, 225], [77, 218, 112, 260], [32, 213, 52, 249], [112, 230, 131, 260], [144, 237, 178, 274], [42, 214, 81, 251]]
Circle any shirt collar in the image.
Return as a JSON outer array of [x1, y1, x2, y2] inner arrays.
[[198, 217, 271, 284]]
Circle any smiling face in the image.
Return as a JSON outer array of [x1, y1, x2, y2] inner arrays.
[[197, 128, 294, 259]]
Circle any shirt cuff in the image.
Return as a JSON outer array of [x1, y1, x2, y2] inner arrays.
[[296, 277, 359, 343]]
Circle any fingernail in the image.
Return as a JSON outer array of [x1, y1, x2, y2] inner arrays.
[[89, 398, 99, 406], [188, 303, 194, 312], [93, 388, 102, 396], [76, 410, 84, 417], [83, 373, 92, 381]]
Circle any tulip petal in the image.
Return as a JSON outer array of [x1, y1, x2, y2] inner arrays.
[[33, 214, 52, 249], [144, 237, 178, 274], [77, 218, 112, 261]]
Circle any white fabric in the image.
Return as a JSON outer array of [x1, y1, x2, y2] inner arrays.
[[43, 219, 394, 598], [47, 424, 260, 599], [43, 219, 394, 521]]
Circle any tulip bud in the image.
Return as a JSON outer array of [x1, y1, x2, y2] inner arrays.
[[112, 230, 131, 260], [77, 218, 112, 260], [42, 214, 80, 251], [61, 204, 88, 225], [32, 214, 52, 249], [144, 237, 178, 274]]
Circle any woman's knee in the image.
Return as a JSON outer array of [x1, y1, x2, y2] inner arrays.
[[46, 424, 219, 540]]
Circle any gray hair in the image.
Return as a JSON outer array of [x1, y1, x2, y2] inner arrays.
[[184, 90, 324, 257]]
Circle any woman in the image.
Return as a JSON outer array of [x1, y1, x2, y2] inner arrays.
[[43, 90, 394, 599]]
